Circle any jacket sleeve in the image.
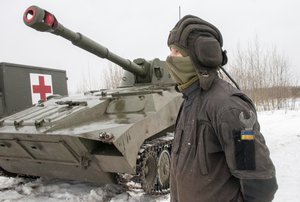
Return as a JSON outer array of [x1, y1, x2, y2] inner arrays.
[[216, 96, 278, 202]]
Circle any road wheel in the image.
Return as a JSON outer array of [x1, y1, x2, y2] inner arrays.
[[157, 149, 171, 189]]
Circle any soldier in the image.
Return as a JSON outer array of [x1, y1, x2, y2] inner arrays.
[[166, 15, 278, 202]]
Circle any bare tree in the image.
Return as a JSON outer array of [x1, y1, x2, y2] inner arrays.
[[75, 62, 124, 94], [227, 38, 298, 110], [75, 66, 102, 94], [103, 62, 124, 89]]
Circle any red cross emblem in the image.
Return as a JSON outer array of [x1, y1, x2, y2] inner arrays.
[[32, 76, 52, 101], [30, 73, 53, 104]]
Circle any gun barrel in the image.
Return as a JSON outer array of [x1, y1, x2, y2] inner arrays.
[[23, 5, 147, 77]]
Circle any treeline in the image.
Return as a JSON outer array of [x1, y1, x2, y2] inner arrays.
[[226, 38, 299, 111], [243, 86, 300, 111]]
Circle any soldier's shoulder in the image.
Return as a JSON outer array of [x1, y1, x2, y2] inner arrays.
[[208, 79, 240, 100], [206, 79, 254, 111]]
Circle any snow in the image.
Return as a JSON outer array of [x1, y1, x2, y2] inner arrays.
[[259, 109, 300, 202], [1, 109, 300, 201], [0, 177, 170, 202]]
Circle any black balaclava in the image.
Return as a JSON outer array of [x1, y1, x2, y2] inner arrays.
[[167, 15, 227, 90]]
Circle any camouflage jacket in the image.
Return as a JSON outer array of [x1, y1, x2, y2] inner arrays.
[[170, 78, 278, 202]]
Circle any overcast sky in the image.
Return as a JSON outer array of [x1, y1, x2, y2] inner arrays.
[[1, 0, 299, 93]]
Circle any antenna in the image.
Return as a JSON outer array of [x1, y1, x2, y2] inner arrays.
[[179, 6, 181, 20]]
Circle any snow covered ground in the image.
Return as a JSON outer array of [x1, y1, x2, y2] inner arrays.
[[259, 109, 300, 202], [1, 108, 300, 202]]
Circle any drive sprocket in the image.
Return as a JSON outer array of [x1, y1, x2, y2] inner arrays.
[[140, 149, 158, 193]]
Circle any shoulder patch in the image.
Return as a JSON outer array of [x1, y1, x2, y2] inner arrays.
[[239, 110, 256, 140], [233, 110, 257, 170]]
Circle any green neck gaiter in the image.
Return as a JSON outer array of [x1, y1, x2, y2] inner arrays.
[[166, 56, 198, 90]]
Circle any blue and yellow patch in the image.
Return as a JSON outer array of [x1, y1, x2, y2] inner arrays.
[[241, 130, 255, 140]]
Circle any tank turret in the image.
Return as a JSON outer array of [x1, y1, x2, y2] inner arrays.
[[23, 5, 173, 86]]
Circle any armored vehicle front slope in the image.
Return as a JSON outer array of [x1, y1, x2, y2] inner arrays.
[[0, 5, 182, 194]]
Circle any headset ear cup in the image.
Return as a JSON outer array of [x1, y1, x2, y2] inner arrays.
[[194, 37, 223, 68], [221, 50, 228, 66]]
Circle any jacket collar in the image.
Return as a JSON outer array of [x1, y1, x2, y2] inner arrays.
[[182, 80, 201, 100]]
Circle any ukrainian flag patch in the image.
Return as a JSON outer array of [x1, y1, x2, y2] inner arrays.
[[241, 130, 255, 140]]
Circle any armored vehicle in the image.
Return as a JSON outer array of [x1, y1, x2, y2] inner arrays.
[[0, 6, 182, 194], [0, 62, 68, 118]]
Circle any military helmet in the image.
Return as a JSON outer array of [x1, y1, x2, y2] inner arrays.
[[167, 15, 227, 69]]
